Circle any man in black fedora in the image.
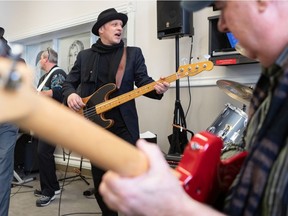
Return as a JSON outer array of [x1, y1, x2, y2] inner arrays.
[[62, 8, 169, 216]]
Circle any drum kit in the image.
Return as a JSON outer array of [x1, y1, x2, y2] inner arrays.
[[165, 79, 253, 168], [207, 79, 253, 146]]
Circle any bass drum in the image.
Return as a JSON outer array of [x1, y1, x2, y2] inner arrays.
[[207, 103, 248, 146]]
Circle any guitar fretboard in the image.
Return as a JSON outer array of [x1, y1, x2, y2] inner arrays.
[[95, 61, 213, 114]]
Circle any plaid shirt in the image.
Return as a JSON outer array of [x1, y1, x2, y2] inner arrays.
[[225, 47, 288, 216]]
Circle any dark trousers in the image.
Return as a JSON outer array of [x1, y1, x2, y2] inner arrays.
[[37, 138, 60, 197], [92, 166, 118, 216], [92, 126, 136, 216], [0, 123, 18, 216]]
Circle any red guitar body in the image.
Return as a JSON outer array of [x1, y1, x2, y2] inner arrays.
[[176, 131, 247, 204]]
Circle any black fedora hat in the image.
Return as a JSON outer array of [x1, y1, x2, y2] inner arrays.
[[92, 8, 128, 36]]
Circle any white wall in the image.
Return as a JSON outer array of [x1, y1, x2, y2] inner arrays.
[[0, 1, 261, 169]]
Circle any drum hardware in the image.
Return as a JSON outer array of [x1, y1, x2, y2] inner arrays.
[[207, 103, 248, 146], [216, 79, 253, 105], [218, 124, 231, 140]]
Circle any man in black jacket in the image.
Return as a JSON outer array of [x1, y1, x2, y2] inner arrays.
[[62, 8, 169, 216]]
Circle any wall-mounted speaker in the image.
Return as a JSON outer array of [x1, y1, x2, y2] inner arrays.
[[157, 0, 194, 39]]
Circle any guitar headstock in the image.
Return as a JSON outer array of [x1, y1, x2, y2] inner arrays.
[[0, 57, 35, 123], [176, 61, 214, 79]]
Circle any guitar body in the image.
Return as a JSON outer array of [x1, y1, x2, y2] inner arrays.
[[176, 132, 223, 204], [80, 83, 117, 128], [176, 131, 248, 205]]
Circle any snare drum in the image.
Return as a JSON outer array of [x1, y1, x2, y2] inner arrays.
[[207, 103, 248, 145]]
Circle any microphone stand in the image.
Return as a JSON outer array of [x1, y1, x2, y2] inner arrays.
[[168, 35, 189, 155]]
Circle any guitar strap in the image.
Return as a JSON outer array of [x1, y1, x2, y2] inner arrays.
[[115, 47, 127, 89], [37, 66, 60, 92]]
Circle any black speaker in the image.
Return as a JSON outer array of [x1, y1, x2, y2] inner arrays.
[[14, 134, 39, 173], [157, 1, 194, 39]]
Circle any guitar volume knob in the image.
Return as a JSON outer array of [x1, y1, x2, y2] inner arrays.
[[190, 142, 202, 150]]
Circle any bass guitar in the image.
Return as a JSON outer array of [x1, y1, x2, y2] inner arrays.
[[79, 61, 214, 128], [0, 57, 246, 204]]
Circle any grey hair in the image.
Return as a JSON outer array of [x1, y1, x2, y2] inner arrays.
[[44, 47, 58, 64]]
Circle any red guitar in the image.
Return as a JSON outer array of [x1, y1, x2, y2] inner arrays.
[[0, 57, 246, 203], [176, 132, 247, 204]]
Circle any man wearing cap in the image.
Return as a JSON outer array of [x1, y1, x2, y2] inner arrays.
[[62, 8, 169, 216], [99, 1, 288, 216], [0, 27, 20, 216]]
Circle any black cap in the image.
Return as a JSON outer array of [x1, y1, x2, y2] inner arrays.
[[92, 8, 128, 36], [181, 1, 214, 12]]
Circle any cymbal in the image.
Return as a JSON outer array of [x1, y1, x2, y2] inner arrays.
[[216, 79, 253, 104]]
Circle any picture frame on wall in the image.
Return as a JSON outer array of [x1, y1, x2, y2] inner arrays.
[[58, 32, 90, 73]]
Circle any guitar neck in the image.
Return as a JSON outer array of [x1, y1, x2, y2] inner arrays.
[[17, 92, 148, 177], [96, 73, 178, 114]]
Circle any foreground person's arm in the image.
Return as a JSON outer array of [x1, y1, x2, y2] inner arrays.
[[99, 139, 225, 216]]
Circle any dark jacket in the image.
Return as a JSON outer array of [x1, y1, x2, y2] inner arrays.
[[62, 46, 163, 143], [38, 66, 67, 103]]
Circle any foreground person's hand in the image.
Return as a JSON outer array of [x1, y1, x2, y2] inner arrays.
[[99, 139, 224, 216]]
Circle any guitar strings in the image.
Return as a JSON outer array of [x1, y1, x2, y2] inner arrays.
[[81, 86, 147, 119], [82, 107, 97, 119], [81, 72, 185, 119]]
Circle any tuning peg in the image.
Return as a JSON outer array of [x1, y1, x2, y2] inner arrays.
[[203, 54, 211, 61], [190, 57, 194, 63], [181, 57, 188, 66]]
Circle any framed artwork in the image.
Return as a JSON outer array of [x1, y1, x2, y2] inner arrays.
[[58, 32, 90, 73]]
